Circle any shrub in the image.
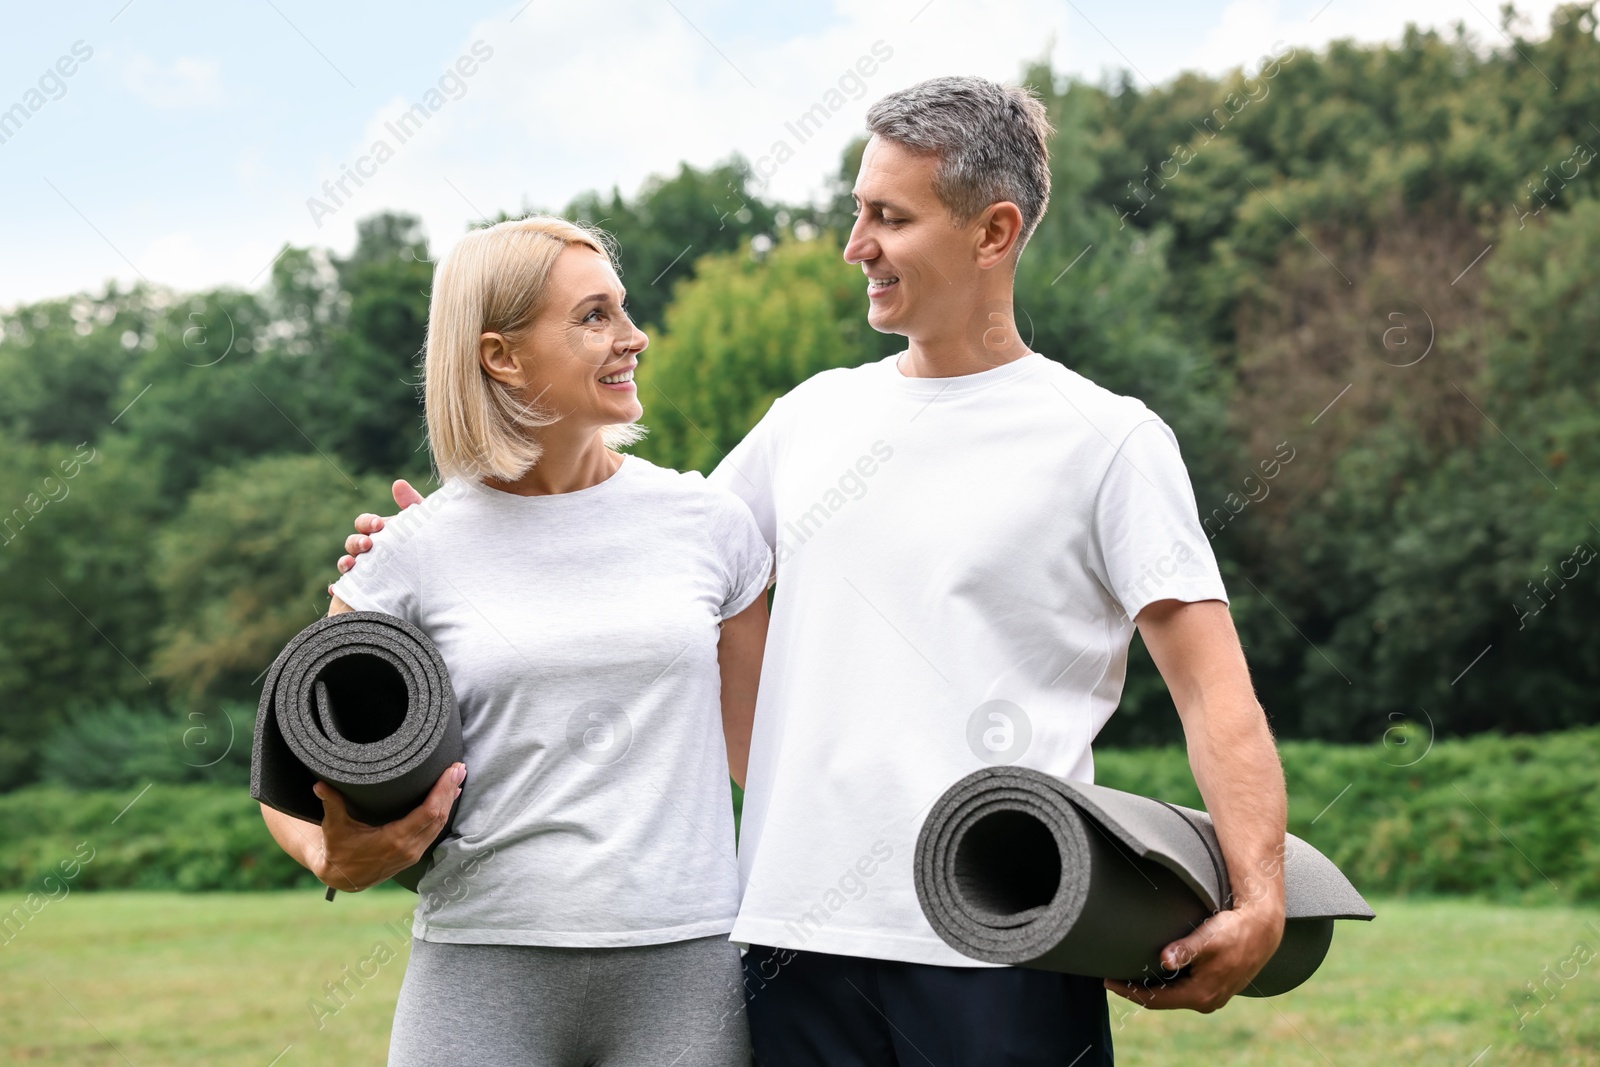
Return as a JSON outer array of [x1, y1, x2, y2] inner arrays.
[[1095, 726, 1600, 904], [3, 729, 1595, 901], [39, 701, 255, 791]]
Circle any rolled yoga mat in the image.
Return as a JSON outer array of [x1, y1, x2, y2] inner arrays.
[[250, 611, 464, 894], [914, 766, 1374, 997]]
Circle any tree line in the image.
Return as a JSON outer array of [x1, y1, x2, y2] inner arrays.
[[1, 5, 1597, 790]]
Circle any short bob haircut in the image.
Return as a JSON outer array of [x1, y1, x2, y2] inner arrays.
[[424, 215, 646, 484]]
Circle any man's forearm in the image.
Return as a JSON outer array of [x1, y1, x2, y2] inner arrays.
[[1137, 599, 1288, 918], [1181, 691, 1288, 917]]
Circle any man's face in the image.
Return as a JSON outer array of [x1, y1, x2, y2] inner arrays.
[[843, 135, 974, 341]]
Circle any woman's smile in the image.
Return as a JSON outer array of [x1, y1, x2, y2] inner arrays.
[[598, 362, 637, 390]]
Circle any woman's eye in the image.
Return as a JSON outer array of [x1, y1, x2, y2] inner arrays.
[[583, 309, 603, 324]]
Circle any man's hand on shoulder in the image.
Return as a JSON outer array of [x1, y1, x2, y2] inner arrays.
[[328, 479, 424, 593]]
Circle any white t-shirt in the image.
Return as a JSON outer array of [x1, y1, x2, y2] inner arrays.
[[708, 351, 1229, 966], [330, 454, 772, 947]]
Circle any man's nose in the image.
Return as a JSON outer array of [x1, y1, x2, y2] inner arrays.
[[843, 221, 874, 264]]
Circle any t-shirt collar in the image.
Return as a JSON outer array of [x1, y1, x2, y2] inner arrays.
[[879, 349, 1046, 396]]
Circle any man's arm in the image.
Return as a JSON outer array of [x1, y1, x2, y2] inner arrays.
[[1104, 597, 1288, 1012], [332, 480, 425, 585]]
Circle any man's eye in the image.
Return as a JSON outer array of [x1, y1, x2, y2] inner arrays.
[[883, 216, 904, 226]]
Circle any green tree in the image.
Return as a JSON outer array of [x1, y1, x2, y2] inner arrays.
[[631, 233, 900, 475], [149, 453, 394, 707], [563, 157, 782, 331], [311, 213, 434, 474], [0, 284, 163, 447], [0, 436, 167, 789]]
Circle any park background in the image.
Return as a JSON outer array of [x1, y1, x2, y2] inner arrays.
[[2, 1, 1599, 1064]]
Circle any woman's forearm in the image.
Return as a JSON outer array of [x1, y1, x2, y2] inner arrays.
[[260, 803, 323, 872], [717, 590, 769, 789], [255, 592, 354, 872]]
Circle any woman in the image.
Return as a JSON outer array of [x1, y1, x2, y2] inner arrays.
[[258, 216, 771, 1066]]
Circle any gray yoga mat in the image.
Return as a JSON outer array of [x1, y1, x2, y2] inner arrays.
[[250, 611, 463, 895], [914, 766, 1374, 997]]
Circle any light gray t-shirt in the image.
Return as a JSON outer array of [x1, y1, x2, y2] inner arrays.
[[330, 453, 771, 947]]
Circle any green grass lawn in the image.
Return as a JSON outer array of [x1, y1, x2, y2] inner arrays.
[[2, 891, 1596, 1065]]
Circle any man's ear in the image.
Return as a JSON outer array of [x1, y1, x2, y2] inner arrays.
[[479, 332, 522, 387], [974, 202, 1025, 270]]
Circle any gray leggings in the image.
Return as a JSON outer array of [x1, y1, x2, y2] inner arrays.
[[387, 934, 751, 1067]]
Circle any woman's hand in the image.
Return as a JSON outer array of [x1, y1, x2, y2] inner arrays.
[[306, 762, 465, 892]]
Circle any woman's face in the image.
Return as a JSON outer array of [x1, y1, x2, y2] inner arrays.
[[481, 244, 647, 435]]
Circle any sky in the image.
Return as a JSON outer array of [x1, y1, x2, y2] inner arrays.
[[0, 0, 1567, 307]]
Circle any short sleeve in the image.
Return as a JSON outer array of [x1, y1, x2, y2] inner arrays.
[[703, 486, 774, 619], [1089, 417, 1229, 621], [707, 395, 785, 554], [328, 502, 426, 625]]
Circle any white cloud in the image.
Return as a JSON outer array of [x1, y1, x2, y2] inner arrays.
[[234, 145, 269, 190], [290, 0, 1072, 270], [1182, 0, 1569, 77], [7, 0, 1579, 306], [304, 0, 1579, 280], [120, 53, 224, 109]]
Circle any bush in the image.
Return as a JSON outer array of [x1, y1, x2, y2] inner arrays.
[[39, 701, 255, 791], [0, 783, 330, 892], [1096, 726, 1600, 904], [4, 729, 1595, 901]]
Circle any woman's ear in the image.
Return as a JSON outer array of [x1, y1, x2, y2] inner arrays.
[[479, 331, 522, 387]]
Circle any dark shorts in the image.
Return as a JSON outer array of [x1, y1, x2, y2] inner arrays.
[[742, 944, 1114, 1066]]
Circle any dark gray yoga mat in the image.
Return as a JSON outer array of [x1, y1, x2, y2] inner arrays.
[[250, 611, 463, 894], [915, 766, 1374, 997]]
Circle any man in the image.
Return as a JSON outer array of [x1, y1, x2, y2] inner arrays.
[[341, 76, 1287, 1066]]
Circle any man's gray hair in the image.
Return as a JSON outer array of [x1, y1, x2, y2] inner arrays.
[[865, 76, 1054, 257]]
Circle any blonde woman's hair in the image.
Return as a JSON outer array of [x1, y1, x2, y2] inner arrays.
[[424, 215, 646, 483]]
